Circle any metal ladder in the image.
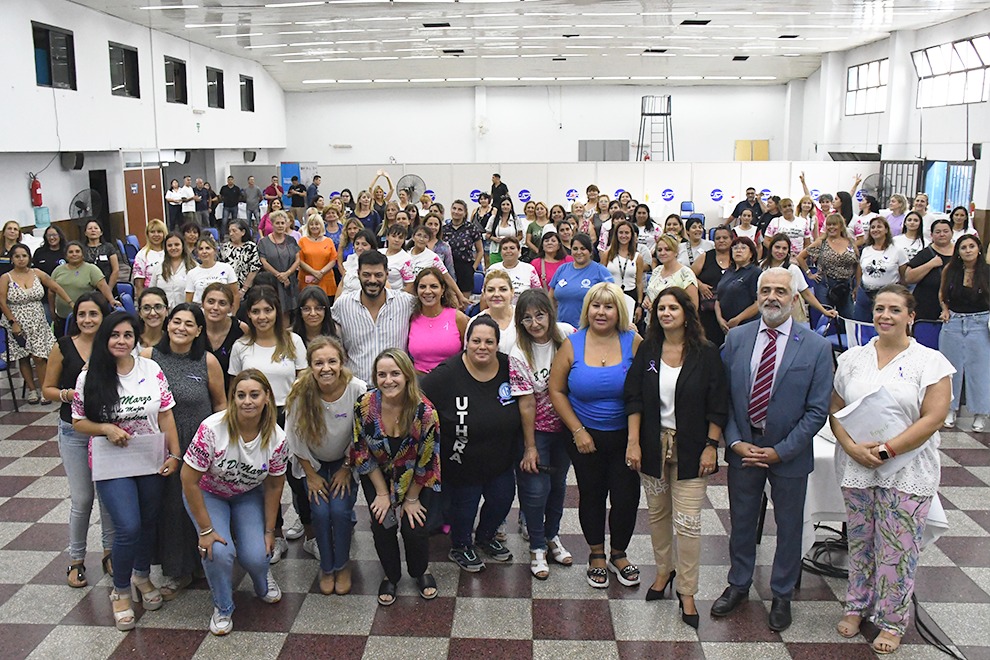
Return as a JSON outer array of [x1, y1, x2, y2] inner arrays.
[[636, 95, 674, 161]]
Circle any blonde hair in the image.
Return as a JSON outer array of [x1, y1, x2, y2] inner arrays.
[[579, 282, 631, 330], [824, 213, 850, 240], [654, 233, 680, 259], [796, 196, 815, 219], [372, 349, 422, 435], [285, 337, 351, 449], [483, 269, 514, 294], [225, 369, 278, 449]]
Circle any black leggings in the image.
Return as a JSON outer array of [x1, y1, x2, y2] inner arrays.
[[566, 427, 640, 550], [360, 476, 431, 584]]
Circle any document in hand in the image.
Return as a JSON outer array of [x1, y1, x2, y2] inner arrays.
[[832, 387, 919, 478], [91, 433, 166, 481]]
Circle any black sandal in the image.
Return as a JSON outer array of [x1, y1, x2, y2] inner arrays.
[[377, 578, 397, 606], [607, 551, 641, 587], [416, 573, 438, 600], [587, 552, 609, 589], [66, 563, 87, 588], [102, 552, 113, 578]]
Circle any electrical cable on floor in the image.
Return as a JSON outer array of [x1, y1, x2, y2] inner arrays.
[[800, 523, 966, 658]]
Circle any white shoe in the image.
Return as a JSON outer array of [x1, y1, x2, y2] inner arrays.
[[269, 537, 289, 565], [260, 571, 282, 603], [944, 409, 957, 428], [303, 537, 321, 560], [284, 519, 305, 540], [495, 522, 508, 542], [209, 608, 233, 635], [973, 415, 987, 433]]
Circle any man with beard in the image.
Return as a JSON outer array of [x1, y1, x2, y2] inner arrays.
[[711, 267, 832, 633], [330, 250, 415, 382]]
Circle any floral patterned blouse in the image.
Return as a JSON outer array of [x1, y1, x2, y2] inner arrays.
[[350, 389, 441, 506], [219, 241, 262, 288], [444, 220, 483, 263]]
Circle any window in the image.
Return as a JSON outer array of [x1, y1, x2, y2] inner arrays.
[[109, 43, 139, 98], [164, 57, 187, 104], [240, 75, 255, 112], [206, 67, 224, 109], [845, 58, 887, 116], [32, 22, 76, 90], [912, 34, 990, 108]]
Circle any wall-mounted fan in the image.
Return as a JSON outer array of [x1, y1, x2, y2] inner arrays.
[[396, 174, 427, 202], [860, 173, 894, 202], [69, 188, 104, 224]]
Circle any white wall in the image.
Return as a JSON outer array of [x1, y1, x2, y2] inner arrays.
[[283, 84, 788, 165]]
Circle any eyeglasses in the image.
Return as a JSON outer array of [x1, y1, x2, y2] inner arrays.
[[301, 306, 326, 314], [521, 312, 548, 326], [140, 304, 167, 314]]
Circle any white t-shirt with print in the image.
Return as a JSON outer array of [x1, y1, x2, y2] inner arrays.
[[184, 410, 289, 498], [407, 248, 449, 276], [765, 216, 811, 257], [859, 244, 908, 291], [184, 261, 238, 303], [286, 377, 368, 479], [72, 356, 175, 437], [228, 334, 308, 406], [487, 261, 542, 301], [380, 248, 415, 290]]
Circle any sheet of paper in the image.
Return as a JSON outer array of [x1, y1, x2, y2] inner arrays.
[[832, 387, 919, 478], [91, 433, 166, 481]]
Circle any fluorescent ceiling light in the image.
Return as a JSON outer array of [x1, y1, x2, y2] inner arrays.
[[216, 33, 263, 38], [244, 44, 289, 49], [187, 23, 234, 28], [139, 4, 198, 9], [302, 79, 336, 84], [284, 58, 320, 63], [265, 1, 324, 7]]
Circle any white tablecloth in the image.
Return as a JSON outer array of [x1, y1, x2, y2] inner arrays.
[[801, 426, 949, 557]]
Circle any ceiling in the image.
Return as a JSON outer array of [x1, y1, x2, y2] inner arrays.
[[73, 0, 987, 91]]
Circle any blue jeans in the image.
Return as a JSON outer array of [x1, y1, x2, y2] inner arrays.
[[184, 486, 270, 617], [96, 474, 165, 591], [58, 420, 114, 561], [446, 466, 516, 549], [814, 275, 855, 319], [516, 431, 571, 551], [853, 287, 877, 322], [940, 311, 990, 415], [306, 458, 358, 573]]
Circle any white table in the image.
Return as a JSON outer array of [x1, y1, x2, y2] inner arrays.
[[801, 427, 949, 557]]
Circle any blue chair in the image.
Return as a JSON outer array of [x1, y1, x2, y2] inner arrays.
[[472, 271, 485, 296], [815, 314, 846, 355], [126, 235, 141, 252], [688, 213, 705, 225], [808, 302, 833, 332], [708, 227, 718, 241], [841, 317, 877, 350], [116, 239, 130, 266], [116, 283, 135, 299], [204, 227, 220, 242], [64, 314, 74, 335], [0, 328, 20, 412], [124, 243, 139, 266], [913, 320, 942, 350], [680, 201, 695, 218], [119, 292, 135, 315]]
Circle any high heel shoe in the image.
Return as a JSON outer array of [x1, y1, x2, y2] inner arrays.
[[646, 570, 676, 601], [131, 576, 163, 611], [109, 590, 136, 631], [677, 592, 699, 629]]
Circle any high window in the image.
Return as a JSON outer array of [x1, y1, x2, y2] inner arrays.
[[109, 43, 140, 98], [165, 57, 187, 104], [845, 58, 888, 115], [240, 75, 255, 112], [207, 67, 224, 109], [33, 22, 76, 90], [912, 35, 990, 108]]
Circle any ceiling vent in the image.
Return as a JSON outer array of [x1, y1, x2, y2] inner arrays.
[[680, 19, 711, 26], [644, 48, 668, 54], [778, 34, 799, 39], [423, 22, 450, 28], [733, 56, 749, 61], [442, 49, 464, 54]]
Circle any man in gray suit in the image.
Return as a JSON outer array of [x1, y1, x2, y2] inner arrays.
[[711, 267, 833, 632]]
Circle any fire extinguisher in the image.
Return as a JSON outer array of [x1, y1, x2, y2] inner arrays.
[[29, 174, 43, 207]]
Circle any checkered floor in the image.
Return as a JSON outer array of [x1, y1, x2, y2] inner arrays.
[[1, 400, 988, 660]]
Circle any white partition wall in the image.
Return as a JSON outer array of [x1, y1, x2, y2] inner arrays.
[[645, 162, 697, 220], [451, 164, 499, 205], [546, 163, 598, 208]]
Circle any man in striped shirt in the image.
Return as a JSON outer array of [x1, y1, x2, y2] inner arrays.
[[331, 250, 415, 382]]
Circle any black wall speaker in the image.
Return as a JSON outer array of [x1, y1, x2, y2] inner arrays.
[[243, 150, 257, 163], [60, 152, 85, 170], [174, 150, 191, 165], [973, 143, 982, 160]]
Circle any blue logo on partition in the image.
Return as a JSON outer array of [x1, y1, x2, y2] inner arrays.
[[811, 188, 820, 201], [518, 189, 531, 203], [855, 189, 864, 201], [566, 189, 579, 201], [470, 189, 481, 203], [330, 191, 340, 198], [614, 188, 625, 199], [761, 188, 772, 200], [711, 189, 723, 202], [662, 189, 674, 202], [425, 190, 436, 201]]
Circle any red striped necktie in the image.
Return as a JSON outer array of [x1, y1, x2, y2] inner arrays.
[[748, 328, 779, 426]]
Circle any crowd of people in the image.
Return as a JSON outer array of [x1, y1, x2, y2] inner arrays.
[[0, 173, 985, 655]]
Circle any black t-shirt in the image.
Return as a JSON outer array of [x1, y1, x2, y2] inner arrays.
[[732, 199, 762, 219], [33, 246, 66, 276], [289, 184, 307, 208], [219, 185, 242, 207], [207, 321, 244, 391], [756, 211, 779, 236], [907, 247, 951, 320], [421, 352, 521, 487]]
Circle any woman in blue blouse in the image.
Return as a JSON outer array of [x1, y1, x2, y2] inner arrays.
[[549, 282, 642, 590], [549, 234, 615, 327]]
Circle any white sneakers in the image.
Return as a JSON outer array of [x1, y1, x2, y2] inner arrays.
[[284, 519, 305, 540], [974, 415, 987, 433], [269, 537, 289, 564], [210, 608, 233, 636], [302, 537, 320, 560], [261, 571, 282, 603], [944, 410, 957, 428]]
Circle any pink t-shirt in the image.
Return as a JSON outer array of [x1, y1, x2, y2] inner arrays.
[[531, 256, 573, 290], [408, 306, 462, 373]]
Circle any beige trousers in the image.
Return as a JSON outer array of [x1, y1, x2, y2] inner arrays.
[[641, 440, 708, 595]]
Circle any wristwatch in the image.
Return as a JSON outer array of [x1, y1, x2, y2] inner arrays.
[[877, 444, 892, 461], [705, 438, 720, 449]]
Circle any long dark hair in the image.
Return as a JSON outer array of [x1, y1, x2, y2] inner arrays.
[[634, 203, 655, 231], [292, 286, 337, 341], [412, 267, 457, 316], [67, 291, 112, 336], [941, 234, 988, 305], [644, 286, 707, 354], [82, 311, 142, 423], [243, 285, 296, 363], [760, 234, 792, 270], [156, 303, 208, 359], [949, 206, 972, 232], [835, 191, 854, 223]]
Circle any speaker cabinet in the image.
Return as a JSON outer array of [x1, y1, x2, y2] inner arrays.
[[243, 150, 257, 163], [60, 152, 85, 170]]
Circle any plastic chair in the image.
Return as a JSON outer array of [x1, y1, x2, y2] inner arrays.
[[688, 213, 705, 225], [124, 243, 139, 266], [708, 227, 718, 241], [119, 292, 135, 315], [815, 314, 846, 356], [64, 314, 74, 335], [126, 235, 141, 252], [808, 302, 833, 332], [913, 320, 942, 350], [0, 328, 21, 412], [842, 317, 877, 349], [116, 283, 135, 299], [204, 227, 220, 242], [116, 239, 130, 266], [680, 201, 695, 218], [472, 271, 485, 296]]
